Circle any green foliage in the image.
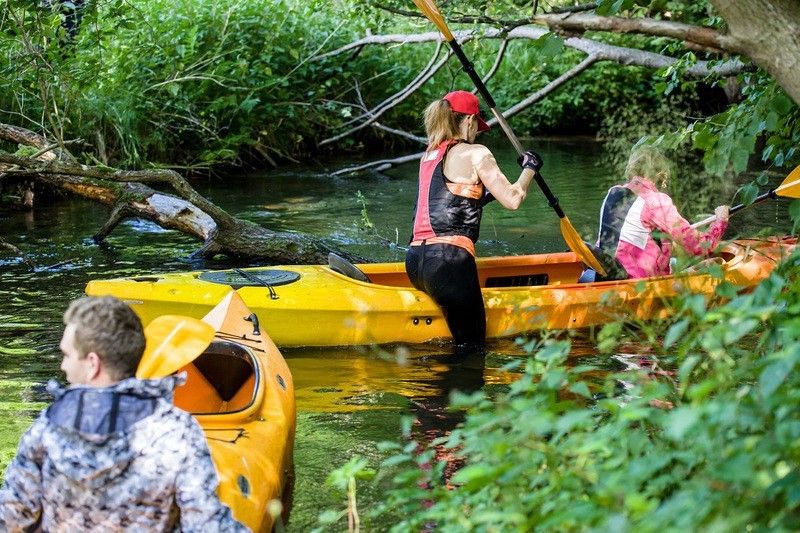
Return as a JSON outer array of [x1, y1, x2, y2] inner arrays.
[[690, 74, 800, 175], [324, 250, 800, 530], [355, 190, 374, 231], [1, 0, 797, 185], [0, 0, 402, 165]]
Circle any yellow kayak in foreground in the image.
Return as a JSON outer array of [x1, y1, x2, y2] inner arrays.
[[179, 291, 295, 531], [87, 237, 796, 347]]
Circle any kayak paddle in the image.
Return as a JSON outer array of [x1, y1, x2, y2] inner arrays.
[[412, 0, 608, 276], [137, 314, 215, 379], [691, 164, 800, 228]]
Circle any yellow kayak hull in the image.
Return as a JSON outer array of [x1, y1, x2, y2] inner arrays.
[[87, 237, 796, 347], [176, 291, 295, 532]]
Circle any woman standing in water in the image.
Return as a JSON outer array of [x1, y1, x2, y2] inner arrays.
[[406, 90, 542, 354]]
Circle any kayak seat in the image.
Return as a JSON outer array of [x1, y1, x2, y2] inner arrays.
[[173, 341, 257, 414], [227, 374, 256, 411], [174, 362, 224, 413], [580, 242, 629, 282], [328, 252, 371, 283]]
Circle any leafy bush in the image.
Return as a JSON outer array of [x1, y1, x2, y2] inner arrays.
[[323, 248, 800, 530], [1, 0, 797, 184]]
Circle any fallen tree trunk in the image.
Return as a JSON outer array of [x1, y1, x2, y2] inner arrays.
[[0, 124, 363, 264]]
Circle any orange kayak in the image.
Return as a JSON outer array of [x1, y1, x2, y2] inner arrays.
[[178, 291, 295, 531], [87, 237, 796, 347]]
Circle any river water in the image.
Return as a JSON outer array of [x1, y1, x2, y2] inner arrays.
[[0, 139, 791, 529]]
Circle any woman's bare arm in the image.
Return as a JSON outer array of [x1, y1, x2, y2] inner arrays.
[[471, 146, 534, 210]]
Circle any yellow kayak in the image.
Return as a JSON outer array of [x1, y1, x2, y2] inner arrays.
[[87, 237, 796, 347], [179, 291, 295, 531]]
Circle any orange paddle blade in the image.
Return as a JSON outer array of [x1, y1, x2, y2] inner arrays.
[[560, 217, 607, 276], [775, 164, 800, 198], [412, 0, 454, 41], [137, 315, 215, 379]]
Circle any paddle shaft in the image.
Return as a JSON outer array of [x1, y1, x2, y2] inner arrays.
[[691, 189, 777, 229], [691, 166, 800, 229], [447, 39, 567, 219]]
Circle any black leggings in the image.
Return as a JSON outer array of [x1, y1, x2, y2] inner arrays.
[[406, 243, 486, 350]]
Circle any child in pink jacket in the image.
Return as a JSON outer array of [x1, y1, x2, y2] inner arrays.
[[595, 146, 729, 279]]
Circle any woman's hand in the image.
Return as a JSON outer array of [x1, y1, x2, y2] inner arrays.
[[715, 205, 730, 221], [517, 150, 543, 172]]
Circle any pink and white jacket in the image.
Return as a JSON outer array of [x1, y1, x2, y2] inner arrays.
[[595, 177, 728, 278]]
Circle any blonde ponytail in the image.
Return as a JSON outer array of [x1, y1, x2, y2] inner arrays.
[[423, 99, 467, 148]]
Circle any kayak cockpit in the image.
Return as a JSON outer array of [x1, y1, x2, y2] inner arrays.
[[359, 251, 585, 288], [174, 340, 259, 415]]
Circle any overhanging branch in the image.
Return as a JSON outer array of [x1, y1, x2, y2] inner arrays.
[[315, 27, 746, 77]]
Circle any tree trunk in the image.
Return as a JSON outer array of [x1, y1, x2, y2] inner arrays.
[[710, 0, 800, 104]]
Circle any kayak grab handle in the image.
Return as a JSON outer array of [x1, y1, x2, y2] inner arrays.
[[245, 313, 261, 336]]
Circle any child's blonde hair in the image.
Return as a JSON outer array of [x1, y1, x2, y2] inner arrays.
[[625, 145, 672, 186]]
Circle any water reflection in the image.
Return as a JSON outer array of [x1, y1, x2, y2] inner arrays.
[[286, 340, 527, 413]]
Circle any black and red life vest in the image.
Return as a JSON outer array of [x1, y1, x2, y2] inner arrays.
[[411, 140, 485, 243]]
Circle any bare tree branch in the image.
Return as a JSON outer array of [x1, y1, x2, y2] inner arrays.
[[371, 1, 599, 24], [315, 27, 746, 77], [498, 54, 599, 120], [534, 12, 728, 52], [331, 152, 424, 176], [371, 122, 427, 144], [472, 38, 510, 96], [550, 2, 599, 14], [318, 46, 453, 146], [370, 2, 529, 29], [341, 40, 445, 127], [317, 26, 746, 150], [330, 54, 599, 175]]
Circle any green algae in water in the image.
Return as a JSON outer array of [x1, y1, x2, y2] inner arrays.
[[0, 378, 46, 478], [0, 344, 38, 356], [0, 320, 45, 332], [289, 410, 405, 532]]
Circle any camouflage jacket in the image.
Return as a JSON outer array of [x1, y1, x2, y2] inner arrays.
[[0, 376, 248, 532]]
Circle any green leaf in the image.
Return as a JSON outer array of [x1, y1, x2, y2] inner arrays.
[[678, 354, 700, 385], [534, 32, 564, 58], [240, 97, 260, 112], [732, 137, 754, 173], [534, 342, 569, 364], [318, 509, 344, 524], [715, 281, 739, 299], [770, 93, 794, 115], [382, 454, 412, 468], [664, 319, 689, 348], [760, 349, 799, 398], [450, 463, 493, 488], [692, 128, 718, 151], [569, 381, 592, 398], [764, 111, 779, 131], [722, 318, 759, 344], [666, 407, 700, 441]]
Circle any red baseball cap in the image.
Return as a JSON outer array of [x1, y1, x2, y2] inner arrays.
[[443, 90, 490, 132]]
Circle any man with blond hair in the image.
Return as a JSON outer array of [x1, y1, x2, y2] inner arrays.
[[0, 296, 247, 532]]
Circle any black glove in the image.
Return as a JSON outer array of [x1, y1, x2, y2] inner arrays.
[[517, 150, 543, 172]]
